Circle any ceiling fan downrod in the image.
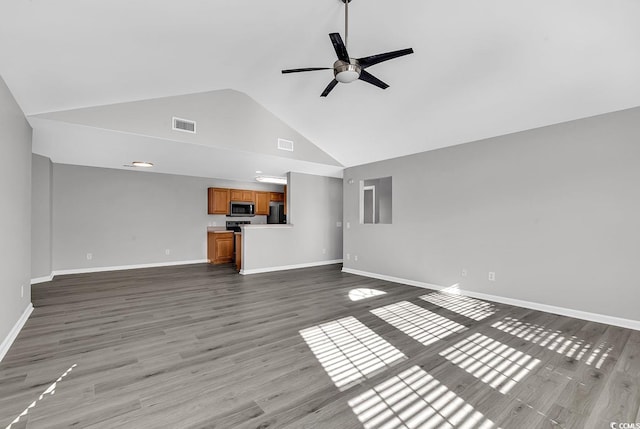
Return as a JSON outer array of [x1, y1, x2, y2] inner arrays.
[[344, 0, 350, 49]]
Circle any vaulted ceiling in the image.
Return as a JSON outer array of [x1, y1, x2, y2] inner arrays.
[[2, 0, 639, 181]]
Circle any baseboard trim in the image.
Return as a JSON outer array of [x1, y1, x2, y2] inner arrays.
[[342, 268, 444, 291], [52, 259, 209, 277], [342, 268, 640, 331], [31, 274, 54, 284], [241, 259, 343, 275], [0, 303, 34, 363]]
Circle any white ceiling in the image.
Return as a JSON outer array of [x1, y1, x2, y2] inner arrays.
[[2, 0, 640, 180]]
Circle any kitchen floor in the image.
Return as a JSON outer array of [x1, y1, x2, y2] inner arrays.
[[0, 264, 638, 428]]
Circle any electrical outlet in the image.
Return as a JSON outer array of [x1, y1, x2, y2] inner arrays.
[[86, 253, 92, 260], [346, 222, 351, 229], [488, 272, 496, 281], [165, 249, 171, 255], [354, 255, 358, 262], [461, 269, 468, 277], [346, 253, 350, 260], [322, 248, 327, 254]]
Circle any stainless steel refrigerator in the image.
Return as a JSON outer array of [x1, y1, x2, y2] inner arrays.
[[267, 202, 286, 224]]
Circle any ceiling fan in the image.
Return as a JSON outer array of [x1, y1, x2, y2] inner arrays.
[[281, 0, 414, 97]]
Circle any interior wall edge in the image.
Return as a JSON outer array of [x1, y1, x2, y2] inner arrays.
[[0, 303, 33, 363], [342, 267, 640, 332]]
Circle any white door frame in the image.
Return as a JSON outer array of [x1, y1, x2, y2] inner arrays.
[[360, 185, 376, 224]]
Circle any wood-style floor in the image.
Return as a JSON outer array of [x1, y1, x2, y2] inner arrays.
[[0, 264, 638, 428]]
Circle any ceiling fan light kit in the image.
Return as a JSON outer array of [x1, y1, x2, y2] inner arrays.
[[334, 60, 361, 83], [281, 0, 413, 97]]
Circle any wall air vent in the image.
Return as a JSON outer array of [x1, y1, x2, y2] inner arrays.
[[172, 117, 196, 134], [277, 138, 294, 152]]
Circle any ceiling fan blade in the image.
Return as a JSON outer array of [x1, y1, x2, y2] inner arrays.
[[321, 79, 339, 97], [357, 48, 414, 69], [329, 33, 350, 62], [282, 67, 331, 74], [358, 70, 389, 90]]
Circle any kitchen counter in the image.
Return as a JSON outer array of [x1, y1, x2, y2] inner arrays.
[[241, 224, 293, 229], [207, 226, 228, 233]]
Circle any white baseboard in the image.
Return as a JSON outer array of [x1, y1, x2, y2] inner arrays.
[[241, 259, 343, 275], [0, 303, 34, 363], [51, 259, 209, 278], [31, 274, 54, 284], [342, 268, 443, 291], [342, 268, 640, 331]]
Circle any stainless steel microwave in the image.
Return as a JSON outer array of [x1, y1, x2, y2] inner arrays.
[[229, 201, 255, 217]]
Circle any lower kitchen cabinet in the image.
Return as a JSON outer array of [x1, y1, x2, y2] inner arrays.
[[235, 233, 242, 271], [208, 232, 234, 264]]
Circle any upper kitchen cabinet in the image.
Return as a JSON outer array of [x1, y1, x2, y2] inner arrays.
[[208, 188, 230, 214], [255, 191, 270, 215], [230, 189, 255, 202], [269, 192, 284, 202]]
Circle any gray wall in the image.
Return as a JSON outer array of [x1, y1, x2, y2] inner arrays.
[[32, 154, 53, 279], [35, 89, 341, 167], [243, 172, 343, 271], [52, 164, 280, 271], [0, 75, 32, 343], [343, 106, 640, 322]]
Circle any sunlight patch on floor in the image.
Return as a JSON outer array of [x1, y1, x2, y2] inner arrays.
[[349, 288, 387, 301], [348, 365, 500, 429], [440, 333, 539, 394], [300, 317, 406, 391], [491, 317, 612, 369], [420, 292, 497, 321], [6, 363, 77, 429], [371, 301, 466, 346]]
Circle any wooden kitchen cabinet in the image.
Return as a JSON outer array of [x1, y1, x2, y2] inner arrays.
[[230, 189, 255, 202], [208, 232, 234, 264], [255, 191, 269, 215], [269, 192, 284, 202], [208, 188, 230, 214], [283, 185, 287, 215], [235, 233, 242, 271]]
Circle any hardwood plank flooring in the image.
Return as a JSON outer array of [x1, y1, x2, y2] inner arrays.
[[0, 263, 638, 428]]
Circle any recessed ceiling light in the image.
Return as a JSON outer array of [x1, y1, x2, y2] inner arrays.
[[256, 176, 287, 185], [255, 170, 263, 174], [131, 161, 154, 168]]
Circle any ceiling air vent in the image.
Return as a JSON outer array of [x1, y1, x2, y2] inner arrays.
[[172, 117, 196, 134], [277, 138, 294, 152]]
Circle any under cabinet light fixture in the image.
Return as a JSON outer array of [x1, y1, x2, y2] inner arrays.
[[256, 175, 287, 185]]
